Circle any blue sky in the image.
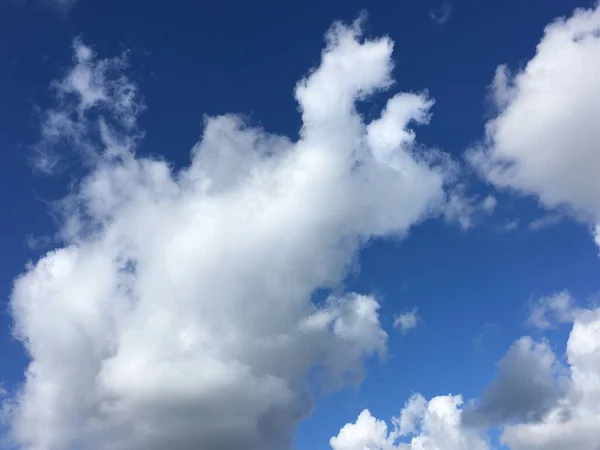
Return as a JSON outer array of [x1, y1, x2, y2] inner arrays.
[[2, 1, 600, 449]]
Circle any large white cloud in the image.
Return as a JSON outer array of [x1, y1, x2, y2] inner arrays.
[[5, 20, 454, 450], [468, 2, 600, 244]]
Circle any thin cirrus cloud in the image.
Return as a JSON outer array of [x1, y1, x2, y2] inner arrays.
[[3, 18, 463, 450]]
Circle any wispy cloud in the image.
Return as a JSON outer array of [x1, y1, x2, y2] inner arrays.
[[494, 219, 519, 233], [429, 2, 453, 25], [528, 213, 563, 231], [394, 308, 419, 334], [527, 291, 578, 329]]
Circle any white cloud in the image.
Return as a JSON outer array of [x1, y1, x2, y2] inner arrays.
[[394, 308, 419, 334], [468, 3, 600, 247], [330, 395, 490, 450], [527, 291, 578, 329], [501, 306, 600, 450], [443, 187, 497, 230], [5, 20, 456, 450], [33, 39, 142, 174], [334, 304, 600, 450]]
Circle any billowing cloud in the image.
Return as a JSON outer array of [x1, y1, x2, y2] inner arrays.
[[463, 337, 566, 427], [334, 304, 600, 450], [5, 19, 456, 450], [501, 306, 600, 450], [330, 395, 489, 450], [468, 3, 600, 246]]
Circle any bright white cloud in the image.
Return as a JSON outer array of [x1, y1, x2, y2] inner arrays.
[[527, 291, 578, 329], [469, 3, 600, 246], [5, 20, 455, 450], [330, 395, 490, 450], [394, 308, 419, 333]]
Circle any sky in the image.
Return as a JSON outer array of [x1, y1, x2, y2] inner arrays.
[[1, 0, 600, 449]]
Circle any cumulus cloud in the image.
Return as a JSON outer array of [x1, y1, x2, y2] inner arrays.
[[4, 20, 457, 450], [394, 308, 419, 334], [501, 306, 600, 450], [463, 337, 566, 427], [330, 395, 489, 450], [335, 304, 600, 450], [527, 291, 578, 329], [468, 3, 600, 247]]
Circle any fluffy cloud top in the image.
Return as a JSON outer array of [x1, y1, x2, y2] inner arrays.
[[5, 20, 454, 450], [333, 304, 600, 450], [469, 3, 600, 244], [501, 306, 600, 450], [463, 337, 566, 427], [330, 394, 489, 450]]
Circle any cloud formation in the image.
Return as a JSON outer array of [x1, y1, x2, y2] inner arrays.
[[333, 304, 600, 450], [501, 306, 600, 450], [469, 3, 600, 246], [330, 395, 489, 450], [463, 337, 566, 427], [5, 20, 455, 450]]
